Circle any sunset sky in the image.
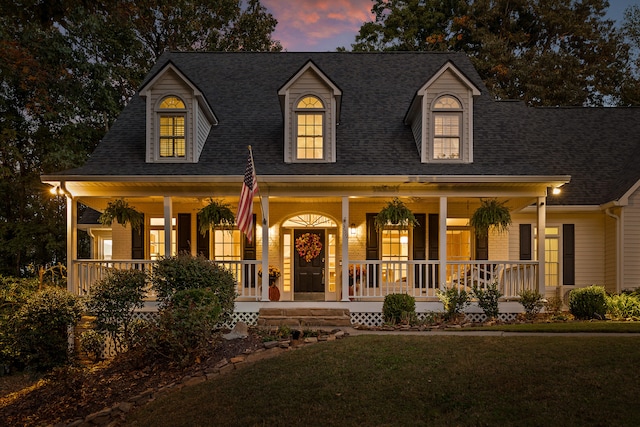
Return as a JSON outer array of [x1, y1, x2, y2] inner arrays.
[[262, 0, 638, 52]]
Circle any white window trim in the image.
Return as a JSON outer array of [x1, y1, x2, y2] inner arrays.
[[154, 95, 189, 163], [293, 94, 327, 162], [430, 94, 464, 163]]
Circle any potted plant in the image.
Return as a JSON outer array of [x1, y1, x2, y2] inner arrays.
[[469, 198, 512, 237], [258, 266, 281, 301], [197, 199, 236, 235], [98, 199, 143, 231], [374, 197, 419, 230]]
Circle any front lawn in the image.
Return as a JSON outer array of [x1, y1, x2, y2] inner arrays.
[[128, 335, 640, 427]]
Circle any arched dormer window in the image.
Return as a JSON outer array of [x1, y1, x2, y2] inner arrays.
[[432, 95, 462, 160], [158, 96, 186, 158], [295, 95, 325, 160]]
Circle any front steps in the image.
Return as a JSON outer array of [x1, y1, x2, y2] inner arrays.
[[257, 307, 352, 328]]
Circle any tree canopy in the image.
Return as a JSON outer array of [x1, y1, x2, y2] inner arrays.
[[0, 0, 281, 276], [351, 0, 632, 107]]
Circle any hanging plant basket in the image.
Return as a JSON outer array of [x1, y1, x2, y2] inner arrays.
[[98, 199, 143, 231], [295, 233, 323, 262], [469, 199, 512, 237], [197, 199, 236, 235], [374, 198, 419, 230]]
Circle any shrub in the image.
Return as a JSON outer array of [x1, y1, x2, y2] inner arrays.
[[138, 288, 223, 365], [472, 282, 502, 319], [568, 285, 608, 320], [80, 330, 106, 362], [607, 293, 640, 320], [151, 253, 236, 324], [437, 287, 471, 321], [9, 287, 82, 371], [382, 293, 416, 324], [518, 289, 545, 318], [0, 276, 40, 368], [85, 269, 147, 354]]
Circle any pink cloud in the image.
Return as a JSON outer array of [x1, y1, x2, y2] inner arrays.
[[262, 0, 375, 51]]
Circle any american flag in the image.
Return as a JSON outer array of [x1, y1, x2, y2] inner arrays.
[[237, 150, 258, 242]]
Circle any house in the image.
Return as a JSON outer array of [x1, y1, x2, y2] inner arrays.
[[42, 52, 640, 325]]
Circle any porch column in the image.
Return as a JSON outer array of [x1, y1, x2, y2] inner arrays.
[[341, 197, 350, 301], [163, 196, 173, 258], [537, 196, 546, 295], [261, 196, 270, 302], [66, 194, 77, 294], [439, 196, 448, 287]]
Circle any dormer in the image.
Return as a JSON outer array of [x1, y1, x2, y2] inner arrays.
[[140, 61, 217, 163], [404, 61, 480, 163], [278, 61, 342, 163]]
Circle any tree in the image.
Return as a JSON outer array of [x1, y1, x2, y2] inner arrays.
[[0, 0, 281, 276], [620, 4, 640, 105], [352, 0, 631, 107]]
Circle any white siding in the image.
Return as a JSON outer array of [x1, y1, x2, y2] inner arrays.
[[195, 106, 212, 161], [624, 190, 640, 290], [604, 213, 618, 293]]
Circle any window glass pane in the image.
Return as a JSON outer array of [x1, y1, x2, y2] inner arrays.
[[159, 115, 185, 158], [297, 96, 323, 109], [434, 113, 460, 159], [159, 96, 185, 109], [214, 230, 241, 261], [296, 113, 323, 159], [434, 96, 461, 109]]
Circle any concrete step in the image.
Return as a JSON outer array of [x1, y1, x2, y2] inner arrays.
[[257, 307, 352, 328]]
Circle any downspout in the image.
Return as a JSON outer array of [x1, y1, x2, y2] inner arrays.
[[605, 207, 623, 294]]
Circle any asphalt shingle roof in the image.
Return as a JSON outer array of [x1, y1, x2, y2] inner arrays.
[[52, 51, 640, 206]]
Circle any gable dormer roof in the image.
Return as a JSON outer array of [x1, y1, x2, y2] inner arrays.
[[278, 60, 342, 122]]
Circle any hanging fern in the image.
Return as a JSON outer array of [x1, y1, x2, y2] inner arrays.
[[470, 199, 512, 237], [374, 198, 419, 230], [98, 199, 143, 231], [197, 199, 236, 235]]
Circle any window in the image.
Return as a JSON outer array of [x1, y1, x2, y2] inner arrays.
[[213, 230, 242, 261], [158, 96, 186, 158], [535, 226, 560, 286], [296, 95, 324, 160], [149, 217, 177, 260], [433, 95, 462, 160], [381, 228, 409, 283]]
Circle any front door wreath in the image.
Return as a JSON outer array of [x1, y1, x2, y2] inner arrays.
[[295, 232, 323, 262]]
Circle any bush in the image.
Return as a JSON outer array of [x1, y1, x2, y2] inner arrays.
[[437, 287, 471, 321], [473, 282, 502, 319], [9, 287, 82, 371], [382, 293, 416, 324], [568, 285, 608, 320], [151, 253, 236, 324], [138, 288, 223, 365], [518, 289, 545, 318], [85, 269, 147, 354], [0, 276, 40, 368], [607, 293, 640, 320]]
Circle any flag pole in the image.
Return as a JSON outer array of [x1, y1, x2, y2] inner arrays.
[[247, 145, 266, 226]]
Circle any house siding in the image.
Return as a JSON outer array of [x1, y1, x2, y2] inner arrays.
[[604, 213, 618, 293], [195, 106, 212, 161], [624, 190, 640, 290]]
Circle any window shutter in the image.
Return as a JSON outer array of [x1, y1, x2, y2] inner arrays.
[[428, 214, 439, 288], [177, 213, 191, 254], [131, 215, 145, 259], [243, 215, 257, 289], [366, 213, 380, 287], [413, 214, 426, 288], [476, 234, 488, 260], [563, 224, 575, 285], [519, 224, 532, 260], [196, 216, 210, 259]]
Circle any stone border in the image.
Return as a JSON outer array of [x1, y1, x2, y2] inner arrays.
[[62, 329, 347, 427]]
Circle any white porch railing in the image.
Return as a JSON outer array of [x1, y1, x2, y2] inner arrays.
[[347, 260, 538, 300], [73, 260, 264, 300]]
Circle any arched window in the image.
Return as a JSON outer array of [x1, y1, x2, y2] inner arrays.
[[295, 95, 325, 160], [158, 96, 186, 158], [432, 95, 462, 160]]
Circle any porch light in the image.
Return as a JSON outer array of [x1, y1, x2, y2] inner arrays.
[[552, 187, 561, 195], [49, 185, 65, 196], [349, 223, 357, 236]]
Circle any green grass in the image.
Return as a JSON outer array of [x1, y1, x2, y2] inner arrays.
[[128, 335, 640, 427]]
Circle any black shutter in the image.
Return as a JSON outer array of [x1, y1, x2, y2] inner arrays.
[[177, 213, 191, 254], [428, 214, 439, 288], [519, 224, 532, 260], [131, 214, 145, 259], [366, 213, 379, 287], [413, 214, 426, 288], [196, 216, 210, 259], [243, 214, 257, 288], [563, 224, 575, 285], [476, 234, 489, 260]]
